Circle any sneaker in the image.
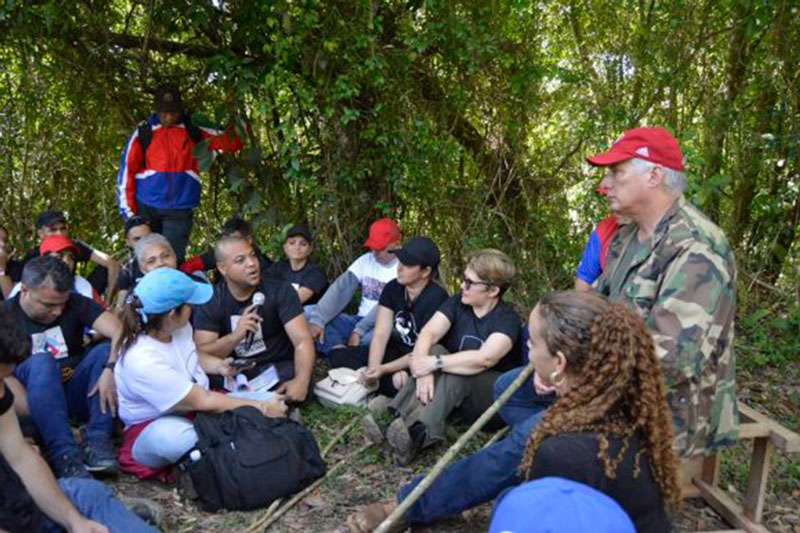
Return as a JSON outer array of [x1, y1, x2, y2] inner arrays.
[[386, 418, 417, 466], [361, 414, 385, 446], [82, 438, 118, 475], [120, 497, 164, 527], [51, 453, 92, 479]]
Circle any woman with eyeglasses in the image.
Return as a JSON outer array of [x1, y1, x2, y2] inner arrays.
[[368, 249, 522, 465]]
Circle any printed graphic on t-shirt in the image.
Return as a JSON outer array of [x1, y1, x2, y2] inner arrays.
[[230, 315, 265, 358], [458, 335, 484, 351], [361, 277, 387, 302], [291, 282, 300, 291], [394, 309, 418, 347], [31, 327, 69, 359]]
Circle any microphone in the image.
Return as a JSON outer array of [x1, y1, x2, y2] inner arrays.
[[243, 292, 265, 352]]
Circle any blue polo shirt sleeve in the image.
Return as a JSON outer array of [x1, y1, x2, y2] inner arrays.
[[575, 229, 602, 284]]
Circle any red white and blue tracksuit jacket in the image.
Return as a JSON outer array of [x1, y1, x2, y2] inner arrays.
[[116, 114, 242, 220]]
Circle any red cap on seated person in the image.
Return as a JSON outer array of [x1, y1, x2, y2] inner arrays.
[[363, 218, 401, 251], [586, 127, 685, 171], [39, 234, 79, 257]]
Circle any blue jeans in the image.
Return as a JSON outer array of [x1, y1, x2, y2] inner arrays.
[[304, 306, 373, 356], [42, 478, 159, 533], [397, 366, 555, 525], [13, 344, 113, 463]]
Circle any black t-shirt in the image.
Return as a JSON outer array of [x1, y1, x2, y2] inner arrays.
[[193, 277, 303, 364], [117, 255, 142, 292], [4, 293, 104, 374], [0, 259, 24, 302], [0, 387, 45, 533], [437, 293, 521, 372], [378, 280, 448, 354], [268, 259, 328, 305], [530, 432, 671, 533]]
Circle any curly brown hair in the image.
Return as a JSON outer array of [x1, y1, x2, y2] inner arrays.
[[519, 290, 681, 508]]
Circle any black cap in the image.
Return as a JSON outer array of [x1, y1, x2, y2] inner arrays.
[[395, 236, 440, 268], [124, 215, 150, 236], [154, 84, 182, 113], [36, 210, 66, 229], [285, 224, 312, 242]]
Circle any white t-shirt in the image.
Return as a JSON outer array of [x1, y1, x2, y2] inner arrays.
[[115, 323, 209, 428], [347, 252, 398, 317]]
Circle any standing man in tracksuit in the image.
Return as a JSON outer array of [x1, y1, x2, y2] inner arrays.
[[116, 84, 242, 262]]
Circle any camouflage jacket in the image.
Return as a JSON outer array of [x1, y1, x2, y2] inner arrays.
[[596, 196, 738, 457]]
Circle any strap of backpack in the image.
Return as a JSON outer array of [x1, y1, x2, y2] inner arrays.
[[182, 112, 205, 145], [136, 120, 153, 156]]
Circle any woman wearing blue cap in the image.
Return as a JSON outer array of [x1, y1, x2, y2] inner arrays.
[[113, 268, 287, 475]]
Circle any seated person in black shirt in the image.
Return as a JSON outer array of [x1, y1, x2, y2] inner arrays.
[[179, 216, 272, 280], [348, 290, 678, 533], [5, 257, 122, 478], [193, 236, 315, 403], [22, 210, 121, 300], [270, 224, 328, 305], [0, 306, 159, 533], [0, 223, 24, 300], [329, 237, 447, 398], [379, 249, 521, 465], [113, 216, 152, 311]]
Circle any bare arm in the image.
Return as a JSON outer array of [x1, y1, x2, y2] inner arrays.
[[276, 313, 315, 402], [366, 306, 396, 372], [171, 383, 285, 418], [89, 249, 121, 299], [410, 311, 451, 359], [436, 333, 513, 375], [0, 382, 108, 533], [295, 286, 315, 304], [194, 304, 261, 359], [91, 311, 123, 362]]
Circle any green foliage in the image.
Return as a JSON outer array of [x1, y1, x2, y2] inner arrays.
[[737, 307, 800, 369]]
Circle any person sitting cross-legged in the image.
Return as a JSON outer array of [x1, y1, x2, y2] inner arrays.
[[193, 236, 315, 403], [114, 268, 287, 475], [348, 290, 679, 533], [0, 306, 161, 533], [4, 256, 121, 478], [372, 249, 522, 465], [328, 236, 448, 398]]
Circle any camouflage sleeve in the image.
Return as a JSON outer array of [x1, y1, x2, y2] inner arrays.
[[645, 239, 738, 456]]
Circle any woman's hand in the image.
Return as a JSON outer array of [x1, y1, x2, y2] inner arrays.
[[259, 396, 288, 418], [391, 370, 409, 391]]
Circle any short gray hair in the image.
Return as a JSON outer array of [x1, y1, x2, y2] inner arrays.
[[134, 233, 174, 265], [629, 157, 687, 195]]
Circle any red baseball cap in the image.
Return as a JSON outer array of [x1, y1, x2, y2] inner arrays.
[[586, 127, 684, 171], [40, 234, 79, 256], [363, 218, 401, 251]]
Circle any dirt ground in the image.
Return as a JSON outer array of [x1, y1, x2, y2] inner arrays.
[[106, 362, 800, 533]]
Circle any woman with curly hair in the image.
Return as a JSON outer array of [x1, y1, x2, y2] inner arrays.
[[348, 290, 679, 533]]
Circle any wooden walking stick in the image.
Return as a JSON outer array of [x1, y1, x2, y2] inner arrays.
[[373, 363, 534, 533]]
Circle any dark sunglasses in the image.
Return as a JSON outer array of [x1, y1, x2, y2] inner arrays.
[[461, 276, 494, 290]]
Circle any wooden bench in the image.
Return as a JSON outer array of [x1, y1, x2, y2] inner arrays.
[[680, 403, 800, 533]]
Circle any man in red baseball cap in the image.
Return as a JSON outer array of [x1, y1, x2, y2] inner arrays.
[[585, 126, 738, 458], [308, 218, 401, 356]]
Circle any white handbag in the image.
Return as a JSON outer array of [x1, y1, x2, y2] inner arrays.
[[314, 367, 377, 409]]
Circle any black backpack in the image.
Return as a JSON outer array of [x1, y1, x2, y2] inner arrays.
[[137, 112, 204, 156], [178, 407, 326, 512]]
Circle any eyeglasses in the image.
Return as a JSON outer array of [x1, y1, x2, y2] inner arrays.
[[461, 276, 494, 290]]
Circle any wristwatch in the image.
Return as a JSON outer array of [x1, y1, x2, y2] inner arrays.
[[104, 360, 116, 371], [434, 355, 444, 372]]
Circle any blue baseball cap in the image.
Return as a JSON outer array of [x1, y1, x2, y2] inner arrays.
[[134, 268, 213, 314], [489, 477, 636, 533]]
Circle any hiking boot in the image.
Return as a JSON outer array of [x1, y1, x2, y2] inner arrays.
[[120, 497, 164, 527], [175, 466, 198, 500], [361, 414, 385, 446], [386, 418, 418, 466], [51, 453, 92, 479], [82, 438, 118, 475]]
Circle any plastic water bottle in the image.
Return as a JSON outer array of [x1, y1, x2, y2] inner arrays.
[[189, 449, 201, 462]]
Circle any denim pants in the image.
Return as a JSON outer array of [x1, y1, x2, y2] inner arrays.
[[397, 366, 556, 525], [132, 390, 276, 469], [137, 203, 193, 263], [42, 478, 159, 533], [13, 343, 113, 463], [303, 306, 373, 356]]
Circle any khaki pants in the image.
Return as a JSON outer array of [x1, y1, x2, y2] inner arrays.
[[390, 366, 500, 447]]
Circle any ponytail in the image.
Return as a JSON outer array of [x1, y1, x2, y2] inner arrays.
[[118, 294, 168, 358]]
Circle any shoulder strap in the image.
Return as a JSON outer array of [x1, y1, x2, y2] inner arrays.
[[137, 120, 153, 156], [182, 112, 204, 144]]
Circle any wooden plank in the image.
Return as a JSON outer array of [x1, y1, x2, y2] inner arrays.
[[693, 479, 771, 533], [742, 437, 774, 523], [701, 454, 720, 486], [738, 404, 800, 452], [738, 422, 770, 440]]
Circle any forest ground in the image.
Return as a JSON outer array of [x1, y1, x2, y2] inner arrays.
[[107, 360, 800, 533]]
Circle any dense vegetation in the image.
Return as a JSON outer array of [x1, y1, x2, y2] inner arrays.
[[1, 0, 799, 365]]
